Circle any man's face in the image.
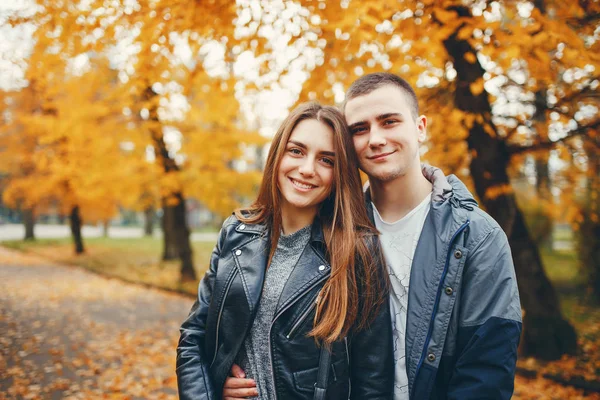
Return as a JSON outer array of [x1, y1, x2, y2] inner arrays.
[[344, 85, 426, 183]]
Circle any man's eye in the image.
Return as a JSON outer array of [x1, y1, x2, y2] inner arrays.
[[352, 127, 367, 135], [384, 119, 398, 125]]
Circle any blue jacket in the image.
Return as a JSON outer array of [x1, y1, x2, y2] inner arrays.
[[365, 165, 522, 400]]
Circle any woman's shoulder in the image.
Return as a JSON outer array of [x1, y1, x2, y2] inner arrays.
[[222, 213, 240, 229], [220, 211, 268, 236]]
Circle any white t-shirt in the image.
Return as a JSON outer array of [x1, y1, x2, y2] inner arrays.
[[372, 193, 431, 400]]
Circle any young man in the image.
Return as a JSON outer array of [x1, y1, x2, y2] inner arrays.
[[222, 72, 522, 400], [343, 72, 521, 400]]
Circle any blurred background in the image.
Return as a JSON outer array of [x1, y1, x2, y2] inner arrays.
[[0, 0, 598, 399]]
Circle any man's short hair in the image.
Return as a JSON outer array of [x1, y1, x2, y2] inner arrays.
[[344, 72, 419, 119]]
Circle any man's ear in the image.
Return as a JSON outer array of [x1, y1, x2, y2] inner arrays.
[[416, 115, 427, 143]]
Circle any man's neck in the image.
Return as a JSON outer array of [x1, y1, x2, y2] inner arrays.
[[369, 165, 433, 223]]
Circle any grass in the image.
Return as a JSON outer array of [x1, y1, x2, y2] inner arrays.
[[540, 247, 583, 288], [2, 235, 596, 324], [1, 236, 215, 296]]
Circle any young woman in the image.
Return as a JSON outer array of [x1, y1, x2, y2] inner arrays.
[[176, 102, 393, 400]]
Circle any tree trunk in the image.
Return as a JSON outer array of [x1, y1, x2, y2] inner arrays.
[[143, 85, 196, 282], [578, 148, 600, 302], [533, 88, 553, 249], [530, 154, 554, 249], [144, 206, 154, 236], [162, 194, 196, 281], [23, 208, 35, 241], [443, 24, 577, 359], [162, 204, 179, 261], [70, 205, 85, 254], [102, 220, 109, 238]]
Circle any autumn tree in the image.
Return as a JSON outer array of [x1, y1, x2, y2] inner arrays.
[[99, 0, 264, 281], [2, 0, 266, 279], [239, 0, 599, 359]]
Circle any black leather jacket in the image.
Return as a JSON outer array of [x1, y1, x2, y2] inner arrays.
[[176, 215, 394, 400]]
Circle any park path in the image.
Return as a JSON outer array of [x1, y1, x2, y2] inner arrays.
[[0, 224, 218, 242], [0, 247, 195, 400]]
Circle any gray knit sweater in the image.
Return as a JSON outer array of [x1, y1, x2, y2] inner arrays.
[[235, 224, 312, 400]]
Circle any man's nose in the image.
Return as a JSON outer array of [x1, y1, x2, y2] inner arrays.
[[368, 127, 387, 147]]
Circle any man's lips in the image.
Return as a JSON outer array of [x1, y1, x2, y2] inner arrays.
[[367, 150, 396, 160]]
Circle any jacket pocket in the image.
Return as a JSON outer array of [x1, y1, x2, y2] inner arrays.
[[292, 357, 349, 391]]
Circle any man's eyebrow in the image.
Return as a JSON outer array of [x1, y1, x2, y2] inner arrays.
[[348, 121, 367, 131], [348, 113, 405, 131], [288, 140, 335, 157], [376, 112, 403, 121]]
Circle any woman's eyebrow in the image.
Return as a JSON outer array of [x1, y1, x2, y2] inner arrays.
[[288, 140, 306, 148], [289, 140, 334, 157]]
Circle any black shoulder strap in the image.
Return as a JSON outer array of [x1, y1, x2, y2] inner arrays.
[[313, 343, 331, 400]]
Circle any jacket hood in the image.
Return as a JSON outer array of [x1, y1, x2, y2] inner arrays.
[[363, 164, 479, 244], [421, 164, 478, 208]]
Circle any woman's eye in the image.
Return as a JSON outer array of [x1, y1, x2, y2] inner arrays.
[[289, 148, 302, 155], [321, 157, 334, 166]]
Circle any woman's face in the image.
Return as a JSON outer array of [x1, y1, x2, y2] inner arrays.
[[277, 118, 335, 218]]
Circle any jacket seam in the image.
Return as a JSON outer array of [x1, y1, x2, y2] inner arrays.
[[465, 223, 497, 255], [459, 315, 522, 328], [200, 362, 213, 400]]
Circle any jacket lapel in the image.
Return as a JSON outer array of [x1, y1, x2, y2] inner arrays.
[[231, 222, 269, 315], [276, 221, 330, 315]]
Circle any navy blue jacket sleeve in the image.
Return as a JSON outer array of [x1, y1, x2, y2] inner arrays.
[[447, 227, 522, 400], [176, 219, 232, 400]]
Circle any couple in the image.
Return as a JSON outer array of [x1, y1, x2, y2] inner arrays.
[[176, 73, 522, 400]]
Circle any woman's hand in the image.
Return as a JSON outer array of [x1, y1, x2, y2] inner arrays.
[[222, 364, 258, 399]]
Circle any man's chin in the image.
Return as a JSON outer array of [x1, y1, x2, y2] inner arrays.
[[364, 168, 405, 183]]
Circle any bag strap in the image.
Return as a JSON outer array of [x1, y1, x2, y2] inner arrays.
[[313, 343, 332, 400]]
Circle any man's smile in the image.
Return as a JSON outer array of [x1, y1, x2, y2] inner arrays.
[[367, 150, 397, 161]]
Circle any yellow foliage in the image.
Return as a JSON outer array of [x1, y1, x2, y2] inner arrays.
[[469, 79, 484, 96], [464, 52, 477, 64], [484, 184, 514, 201]]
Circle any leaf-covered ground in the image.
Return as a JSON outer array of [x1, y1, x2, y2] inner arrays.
[[0, 248, 191, 399], [1, 246, 599, 399]]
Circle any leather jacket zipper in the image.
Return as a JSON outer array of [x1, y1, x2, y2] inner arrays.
[[269, 274, 329, 400], [210, 269, 237, 367], [286, 293, 321, 339]]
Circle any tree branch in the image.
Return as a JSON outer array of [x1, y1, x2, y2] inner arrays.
[[507, 119, 600, 155]]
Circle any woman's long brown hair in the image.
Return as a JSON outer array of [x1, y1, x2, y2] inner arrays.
[[235, 102, 387, 344]]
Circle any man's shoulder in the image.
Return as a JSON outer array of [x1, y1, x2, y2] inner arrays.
[[461, 204, 508, 253]]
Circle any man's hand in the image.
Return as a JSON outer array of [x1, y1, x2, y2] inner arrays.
[[222, 364, 258, 400]]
